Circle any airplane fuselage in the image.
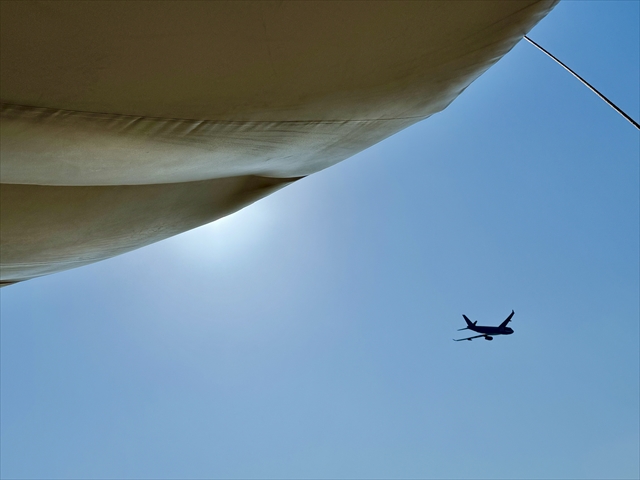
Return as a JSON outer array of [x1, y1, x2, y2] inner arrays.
[[468, 325, 514, 336]]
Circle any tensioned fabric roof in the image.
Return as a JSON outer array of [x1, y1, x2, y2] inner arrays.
[[0, 0, 557, 285]]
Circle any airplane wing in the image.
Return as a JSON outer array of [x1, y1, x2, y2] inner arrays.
[[453, 334, 486, 342], [499, 310, 515, 328]]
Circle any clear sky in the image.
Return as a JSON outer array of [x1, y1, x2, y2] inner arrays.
[[1, 2, 638, 479]]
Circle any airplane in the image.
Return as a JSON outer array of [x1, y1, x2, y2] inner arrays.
[[454, 310, 514, 341]]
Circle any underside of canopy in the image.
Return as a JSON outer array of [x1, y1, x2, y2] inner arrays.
[[0, 0, 558, 285]]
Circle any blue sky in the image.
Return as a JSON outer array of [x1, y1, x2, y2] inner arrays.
[[1, 2, 638, 479]]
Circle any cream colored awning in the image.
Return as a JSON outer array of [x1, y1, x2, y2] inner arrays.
[[0, 1, 557, 284]]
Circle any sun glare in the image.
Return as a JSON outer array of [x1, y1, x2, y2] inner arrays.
[[171, 200, 276, 266]]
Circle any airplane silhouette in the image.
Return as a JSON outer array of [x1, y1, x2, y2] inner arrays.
[[454, 310, 514, 341]]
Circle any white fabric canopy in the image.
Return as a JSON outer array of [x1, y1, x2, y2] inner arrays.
[[0, 0, 557, 284]]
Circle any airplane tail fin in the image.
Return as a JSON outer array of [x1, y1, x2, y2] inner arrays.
[[461, 315, 477, 330]]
